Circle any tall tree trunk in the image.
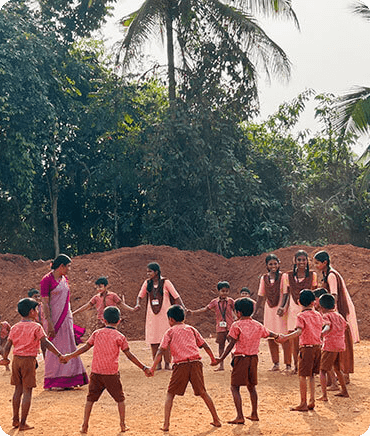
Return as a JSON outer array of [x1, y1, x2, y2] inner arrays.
[[165, 1, 176, 110], [46, 151, 60, 258]]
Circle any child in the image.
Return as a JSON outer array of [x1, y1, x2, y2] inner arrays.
[[240, 287, 251, 297], [318, 293, 349, 401], [214, 297, 279, 424], [0, 298, 63, 431], [151, 305, 221, 432], [189, 281, 234, 371], [313, 287, 328, 311], [278, 290, 325, 411], [73, 276, 135, 326], [0, 314, 11, 371], [61, 306, 151, 434]]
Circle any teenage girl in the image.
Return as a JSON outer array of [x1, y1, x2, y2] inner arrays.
[[254, 254, 290, 371], [313, 250, 359, 381], [282, 250, 318, 373]]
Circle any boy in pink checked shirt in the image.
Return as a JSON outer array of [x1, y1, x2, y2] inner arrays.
[[189, 281, 234, 371], [278, 290, 325, 412], [0, 298, 63, 431], [61, 306, 151, 434], [213, 297, 279, 424], [151, 305, 221, 432], [318, 294, 349, 401]]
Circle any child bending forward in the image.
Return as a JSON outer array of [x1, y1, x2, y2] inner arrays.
[[151, 304, 221, 432], [214, 297, 279, 424], [62, 306, 151, 433]]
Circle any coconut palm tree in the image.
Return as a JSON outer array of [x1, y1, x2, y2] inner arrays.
[[118, 0, 299, 109]]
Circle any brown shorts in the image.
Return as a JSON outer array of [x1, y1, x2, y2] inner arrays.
[[11, 356, 37, 389], [87, 372, 125, 403], [298, 345, 321, 377], [320, 350, 341, 372], [215, 331, 229, 345], [168, 361, 206, 396], [231, 355, 258, 387]]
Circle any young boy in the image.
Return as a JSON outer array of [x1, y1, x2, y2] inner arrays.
[[72, 276, 134, 326], [189, 281, 234, 371], [318, 293, 349, 401], [278, 289, 325, 411], [214, 297, 279, 424], [0, 298, 63, 431], [61, 306, 151, 433], [151, 305, 221, 432], [0, 314, 11, 371], [240, 287, 251, 298]]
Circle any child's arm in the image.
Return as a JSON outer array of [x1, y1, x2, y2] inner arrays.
[[276, 328, 302, 343], [253, 296, 264, 317], [60, 343, 93, 363], [42, 296, 55, 338], [118, 296, 136, 313], [0, 339, 12, 364], [276, 294, 289, 317], [320, 323, 331, 338], [200, 342, 218, 365], [212, 336, 237, 365], [150, 347, 166, 374], [123, 348, 152, 376], [41, 337, 64, 359], [72, 302, 94, 316], [188, 306, 209, 315]]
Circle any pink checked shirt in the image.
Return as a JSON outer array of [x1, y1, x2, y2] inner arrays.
[[207, 297, 235, 332], [8, 321, 46, 356], [89, 292, 122, 320], [295, 309, 324, 346], [322, 311, 347, 352], [228, 318, 270, 355], [160, 324, 205, 364], [87, 327, 129, 375]]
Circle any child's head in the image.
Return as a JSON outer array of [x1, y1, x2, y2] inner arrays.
[[95, 276, 108, 291], [17, 298, 39, 318], [234, 297, 254, 317], [240, 287, 251, 297], [319, 294, 335, 311], [313, 288, 328, 309], [293, 250, 309, 276], [217, 281, 230, 298], [167, 305, 185, 323], [299, 290, 315, 307], [265, 254, 280, 278], [147, 262, 161, 281], [27, 288, 40, 299], [103, 306, 121, 324], [313, 250, 330, 272]]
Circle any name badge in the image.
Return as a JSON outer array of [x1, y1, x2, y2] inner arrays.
[[219, 321, 227, 328], [152, 299, 160, 306]]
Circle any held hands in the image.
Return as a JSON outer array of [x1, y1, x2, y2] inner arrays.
[[133, 305, 141, 312], [0, 358, 10, 366], [143, 366, 153, 377], [210, 358, 221, 366], [275, 334, 286, 343], [59, 354, 71, 364]]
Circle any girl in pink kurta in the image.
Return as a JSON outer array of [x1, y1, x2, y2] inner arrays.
[[134, 262, 185, 370], [254, 254, 290, 371]]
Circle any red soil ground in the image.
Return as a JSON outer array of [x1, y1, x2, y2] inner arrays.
[[0, 244, 368, 340]]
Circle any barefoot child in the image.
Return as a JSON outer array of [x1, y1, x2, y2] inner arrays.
[[0, 314, 11, 371], [318, 294, 349, 401], [151, 305, 221, 432], [214, 297, 279, 424], [278, 290, 325, 411], [0, 298, 63, 431], [189, 281, 234, 371], [61, 306, 151, 433]]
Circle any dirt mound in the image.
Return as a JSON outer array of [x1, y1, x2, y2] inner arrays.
[[0, 244, 368, 340]]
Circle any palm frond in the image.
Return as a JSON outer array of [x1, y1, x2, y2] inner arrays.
[[333, 86, 370, 135], [351, 0, 370, 21]]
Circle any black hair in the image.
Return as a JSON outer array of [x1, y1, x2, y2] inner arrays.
[[167, 305, 185, 322], [27, 288, 40, 298], [51, 254, 71, 270], [299, 289, 315, 307], [95, 276, 108, 286], [313, 288, 328, 299], [103, 306, 121, 324], [234, 297, 254, 317], [314, 251, 331, 283], [240, 287, 251, 295], [319, 294, 335, 310], [17, 298, 39, 317], [265, 254, 280, 281], [217, 281, 230, 291], [147, 262, 161, 293], [293, 250, 310, 278]]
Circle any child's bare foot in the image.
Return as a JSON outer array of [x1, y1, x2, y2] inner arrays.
[[80, 424, 88, 434], [120, 424, 130, 432], [290, 404, 308, 411], [308, 402, 315, 410], [19, 423, 34, 431], [160, 426, 169, 432], [214, 366, 224, 372], [12, 419, 20, 428], [210, 420, 222, 427], [327, 385, 340, 391], [156, 364, 162, 371], [246, 415, 259, 421], [164, 363, 171, 370], [270, 363, 280, 371], [227, 418, 244, 424], [334, 391, 349, 397], [317, 396, 328, 402]]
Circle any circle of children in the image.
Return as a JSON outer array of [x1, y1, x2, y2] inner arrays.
[[0, 249, 359, 433]]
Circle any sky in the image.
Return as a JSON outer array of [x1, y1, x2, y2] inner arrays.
[[1, 0, 370, 154]]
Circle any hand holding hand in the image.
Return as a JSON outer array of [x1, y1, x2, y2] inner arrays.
[[210, 358, 221, 366], [275, 334, 285, 343], [133, 305, 141, 312], [59, 354, 70, 364], [0, 358, 10, 366]]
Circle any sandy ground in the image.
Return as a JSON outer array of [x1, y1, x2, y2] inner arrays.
[[0, 339, 369, 436]]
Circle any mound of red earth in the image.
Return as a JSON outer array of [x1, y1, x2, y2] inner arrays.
[[0, 244, 368, 340]]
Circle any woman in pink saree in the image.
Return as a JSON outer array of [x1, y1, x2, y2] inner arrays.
[[41, 254, 88, 389]]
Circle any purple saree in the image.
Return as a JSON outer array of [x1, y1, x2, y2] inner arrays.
[[42, 273, 88, 389]]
